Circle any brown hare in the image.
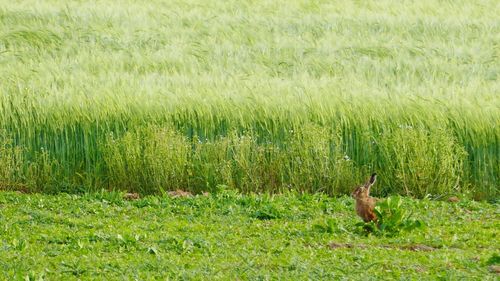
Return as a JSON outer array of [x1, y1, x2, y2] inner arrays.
[[351, 173, 378, 222]]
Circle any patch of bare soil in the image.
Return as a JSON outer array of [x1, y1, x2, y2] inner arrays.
[[123, 192, 140, 200], [328, 242, 437, 252], [401, 244, 436, 252], [489, 265, 500, 274], [0, 185, 32, 194], [167, 189, 193, 198], [328, 243, 366, 249]]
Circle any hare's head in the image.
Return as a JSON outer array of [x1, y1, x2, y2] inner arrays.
[[351, 173, 377, 199], [351, 186, 369, 199]]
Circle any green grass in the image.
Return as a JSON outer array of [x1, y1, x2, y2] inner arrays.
[[0, 0, 499, 198], [0, 191, 498, 280]]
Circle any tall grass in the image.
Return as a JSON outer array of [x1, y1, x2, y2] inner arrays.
[[0, 0, 498, 199]]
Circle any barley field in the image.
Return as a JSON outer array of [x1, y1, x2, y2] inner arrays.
[[0, 0, 498, 199]]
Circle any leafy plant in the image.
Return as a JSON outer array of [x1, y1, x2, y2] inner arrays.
[[312, 218, 339, 234], [486, 253, 500, 265], [251, 203, 282, 220], [356, 196, 425, 237]]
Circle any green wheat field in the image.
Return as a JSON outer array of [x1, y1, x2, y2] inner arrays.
[[0, 0, 499, 279]]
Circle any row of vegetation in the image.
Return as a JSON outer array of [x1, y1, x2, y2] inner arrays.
[[0, 191, 498, 279], [0, 0, 498, 198]]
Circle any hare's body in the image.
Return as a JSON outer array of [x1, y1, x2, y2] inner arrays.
[[352, 173, 378, 222], [355, 196, 377, 222]]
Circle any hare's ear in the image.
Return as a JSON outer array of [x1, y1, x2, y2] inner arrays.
[[364, 173, 377, 188]]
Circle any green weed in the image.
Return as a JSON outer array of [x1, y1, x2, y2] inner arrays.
[[356, 196, 425, 237]]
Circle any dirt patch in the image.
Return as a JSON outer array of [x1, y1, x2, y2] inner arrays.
[[328, 242, 351, 249], [168, 189, 193, 198], [489, 265, 500, 274], [328, 243, 367, 249], [402, 244, 437, 252], [448, 196, 460, 203], [123, 193, 140, 200], [328, 242, 437, 252], [0, 185, 32, 194]]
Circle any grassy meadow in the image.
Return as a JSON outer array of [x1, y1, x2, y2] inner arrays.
[[0, 0, 499, 198], [0, 191, 499, 280]]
